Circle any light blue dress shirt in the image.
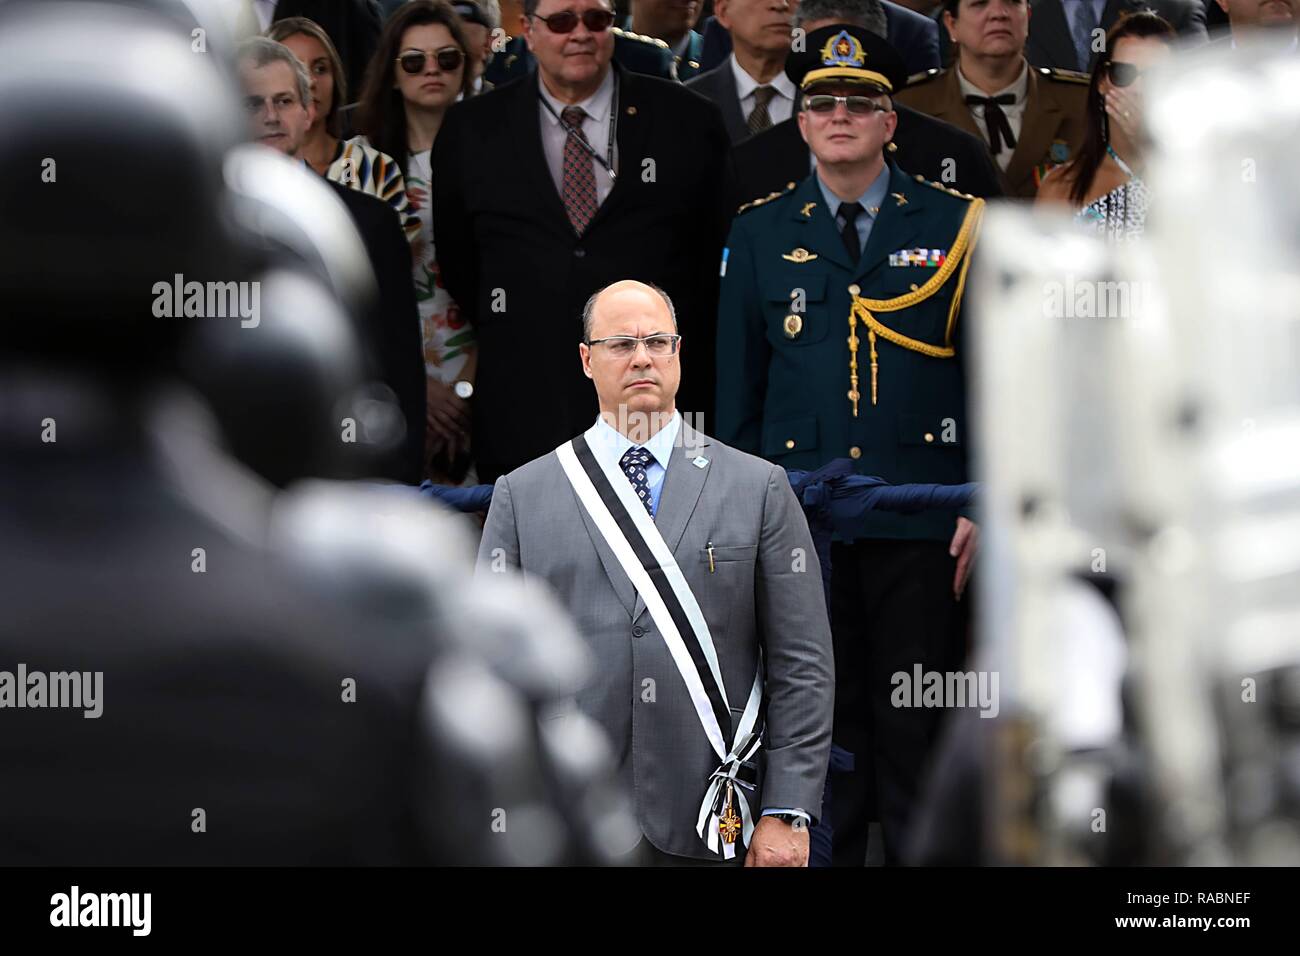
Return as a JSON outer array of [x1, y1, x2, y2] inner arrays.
[[586, 412, 681, 517], [816, 164, 892, 258]]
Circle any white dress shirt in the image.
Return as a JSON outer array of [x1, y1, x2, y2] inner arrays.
[[585, 411, 681, 517], [729, 53, 797, 128], [956, 60, 1029, 172], [539, 68, 617, 207]]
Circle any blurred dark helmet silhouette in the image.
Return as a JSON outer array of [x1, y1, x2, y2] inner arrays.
[[0, 0, 633, 866]]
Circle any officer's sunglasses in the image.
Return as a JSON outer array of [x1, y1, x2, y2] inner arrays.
[[396, 47, 465, 75], [530, 9, 617, 33], [804, 94, 889, 115], [586, 334, 682, 358], [1104, 61, 1145, 87]]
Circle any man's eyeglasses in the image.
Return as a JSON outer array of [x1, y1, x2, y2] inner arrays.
[[1104, 61, 1145, 88], [530, 9, 617, 33], [804, 94, 890, 115], [586, 333, 682, 357], [396, 47, 465, 75]]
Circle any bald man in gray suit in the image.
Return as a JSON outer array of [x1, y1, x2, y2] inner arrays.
[[477, 280, 834, 866]]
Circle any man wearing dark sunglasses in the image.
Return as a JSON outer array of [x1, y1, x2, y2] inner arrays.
[[716, 24, 984, 867], [483, 0, 681, 83], [432, 0, 732, 483]]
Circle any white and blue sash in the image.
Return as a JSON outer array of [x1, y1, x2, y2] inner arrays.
[[557, 433, 764, 858]]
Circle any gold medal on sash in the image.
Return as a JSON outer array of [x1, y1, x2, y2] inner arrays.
[[719, 780, 742, 844]]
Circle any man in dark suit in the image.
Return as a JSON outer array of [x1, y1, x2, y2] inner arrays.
[[685, 0, 804, 143], [694, 0, 940, 86], [272, 0, 384, 103], [238, 38, 426, 482], [433, 0, 731, 482], [1025, 0, 1208, 72], [730, 4, 1004, 205]]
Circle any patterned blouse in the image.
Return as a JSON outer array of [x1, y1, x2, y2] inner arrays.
[[1077, 179, 1150, 243], [326, 136, 420, 244], [1076, 146, 1149, 243]]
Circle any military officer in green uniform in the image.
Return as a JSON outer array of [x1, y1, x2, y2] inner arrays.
[[714, 24, 982, 867]]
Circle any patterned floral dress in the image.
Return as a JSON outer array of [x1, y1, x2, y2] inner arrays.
[[405, 147, 474, 384]]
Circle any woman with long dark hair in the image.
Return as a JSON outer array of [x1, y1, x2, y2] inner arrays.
[[1036, 12, 1175, 241], [356, 1, 476, 482], [268, 18, 418, 244]]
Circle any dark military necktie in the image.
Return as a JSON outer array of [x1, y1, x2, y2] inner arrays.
[[838, 201, 863, 262], [561, 106, 598, 235], [747, 86, 777, 135], [619, 446, 655, 516], [964, 93, 1017, 156]]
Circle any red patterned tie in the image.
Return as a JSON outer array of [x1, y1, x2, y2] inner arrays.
[[561, 106, 598, 235]]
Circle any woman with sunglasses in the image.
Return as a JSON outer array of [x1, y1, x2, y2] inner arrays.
[[1036, 12, 1175, 241], [268, 18, 419, 246], [357, 1, 477, 483]]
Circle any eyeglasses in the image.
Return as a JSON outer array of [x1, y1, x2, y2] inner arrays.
[[530, 9, 617, 33], [1104, 61, 1145, 88], [804, 94, 890, 115], [586, 334, 682, 357], [396, 47, 465, 75]]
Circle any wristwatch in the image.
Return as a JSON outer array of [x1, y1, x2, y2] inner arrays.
[[453, 380, 474, 400]]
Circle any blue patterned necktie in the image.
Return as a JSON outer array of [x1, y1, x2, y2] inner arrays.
[[1070, 0, 1100, 74], [619, 446, 655, 516]]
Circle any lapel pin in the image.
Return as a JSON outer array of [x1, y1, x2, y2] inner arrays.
[[626, 106, 637, 116], [692, 456, 709, 469]]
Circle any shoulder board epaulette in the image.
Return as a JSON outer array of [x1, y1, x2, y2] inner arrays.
[[912, 173, 975, 201], [904, 67, 943, 87], [612, 26, 670, 50], [736, 181, 797, 215], [1040, 66, 1090, 85]]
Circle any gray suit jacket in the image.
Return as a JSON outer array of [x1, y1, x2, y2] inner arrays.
[[476, 422, 835, 860]]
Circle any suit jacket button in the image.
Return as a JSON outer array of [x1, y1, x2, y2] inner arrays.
[[924, 432, 935, 443], [785, 439, 795, 449], [574, 247, 585, 257], [632, 625, 644, 638], [849, 446, 861, 459]]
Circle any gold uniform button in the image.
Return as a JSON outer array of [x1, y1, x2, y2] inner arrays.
[[848, 284, 861, 297], [849, 446, 862, 459], [924, 432, 935, 443], [785, 439, 796, 450]]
